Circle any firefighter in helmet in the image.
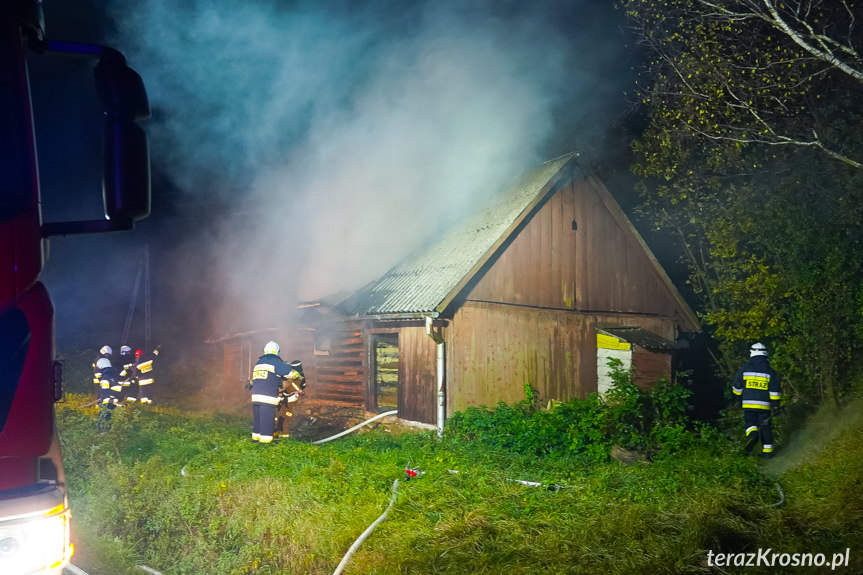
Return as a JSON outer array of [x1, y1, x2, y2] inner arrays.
[[275, 359, 306, 438], [91, 345, 111, 389], [249, 341, 305, 444], [95, 345, 120, 433], [135, 345, 160, 404], [118, 345, 137, 402], [732, 342, 783, 458]]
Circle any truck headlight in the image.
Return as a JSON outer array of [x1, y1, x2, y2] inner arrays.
[[0, 503, 72, 574]]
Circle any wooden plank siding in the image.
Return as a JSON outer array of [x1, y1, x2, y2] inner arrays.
[[467, 180, 577, 309], [447, 301, 596, 414], [395, 326, 437, 424], [585, 175, 699, 331], [309, 322, 367, 407], [631, 345, 672, 389], [441, 174, 686, 415], [465, 177, 686, 322], [575, 178, 685, 317]]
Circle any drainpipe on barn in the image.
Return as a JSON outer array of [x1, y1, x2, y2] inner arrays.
[[425, 316, 445, 437]]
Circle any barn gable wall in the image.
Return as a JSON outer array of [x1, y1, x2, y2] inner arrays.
[[464, 177, 689, 323]]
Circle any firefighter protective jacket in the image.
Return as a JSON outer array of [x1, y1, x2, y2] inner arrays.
[[119, 349, 135, 390], [732, 355, 782, 411], [250, 353, 300, 405], [136, 348, 159, 388], [119, 349, 135, 377], [95, 357, 120, 403], [92, 351, 113, 385]]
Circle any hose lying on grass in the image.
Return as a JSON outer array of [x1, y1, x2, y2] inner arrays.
[[769, 481, 786, 507], [312, 410, 399, 445], [332, 479, 400, 575], [446, 468, 579, 490]]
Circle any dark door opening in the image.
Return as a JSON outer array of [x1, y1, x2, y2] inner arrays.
[[371, 333, 398, 413]]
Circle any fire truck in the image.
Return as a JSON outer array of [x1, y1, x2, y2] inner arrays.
[[1, 2, 150, 573]]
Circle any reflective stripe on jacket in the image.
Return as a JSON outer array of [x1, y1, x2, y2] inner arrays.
[[732, 356, 782, 411], [250, 353, 294, 399]]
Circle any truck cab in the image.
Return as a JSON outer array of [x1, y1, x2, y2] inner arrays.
[[0, 2, 150, 572]]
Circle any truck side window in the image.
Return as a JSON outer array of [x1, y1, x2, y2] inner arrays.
[[0, 307, 30, 433]]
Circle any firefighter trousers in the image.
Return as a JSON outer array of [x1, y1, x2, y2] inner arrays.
[[743, 409, 774, 454], [252, 402, 278, 444]]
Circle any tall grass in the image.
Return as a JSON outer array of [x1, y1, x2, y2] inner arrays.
[[56, 390, 863, 575]]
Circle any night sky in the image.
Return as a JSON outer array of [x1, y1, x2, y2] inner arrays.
[[31, 0, 639, 355]]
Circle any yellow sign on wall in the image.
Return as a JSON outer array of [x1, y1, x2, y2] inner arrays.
[[597, 333, 631, 351]]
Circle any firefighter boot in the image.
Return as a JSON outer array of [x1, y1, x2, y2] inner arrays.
[[744, 426, 759, 454]]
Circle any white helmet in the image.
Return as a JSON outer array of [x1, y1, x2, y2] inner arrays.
[[264, 341, 280, 355], [120, 345, 132, 354], [750, 342, 768, 357], [100, 345, 112, 356]]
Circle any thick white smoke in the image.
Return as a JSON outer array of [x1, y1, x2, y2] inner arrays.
[[104, 0, 629, 334]]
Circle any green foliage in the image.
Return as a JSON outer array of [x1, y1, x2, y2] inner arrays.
[[447, 361, 698, 462], [617, 0, 863, 401]]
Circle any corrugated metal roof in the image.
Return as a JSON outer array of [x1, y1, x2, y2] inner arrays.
[[337, 154, 577, 317]]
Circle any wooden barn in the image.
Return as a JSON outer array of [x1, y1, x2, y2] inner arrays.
[[213, 153, 700, 430], [206, 327, 314, 408], [288, 153, 701, 430]]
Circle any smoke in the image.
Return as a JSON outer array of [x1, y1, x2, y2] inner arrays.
[[103, 0, 631, 334], [762, 398, 863, 479]]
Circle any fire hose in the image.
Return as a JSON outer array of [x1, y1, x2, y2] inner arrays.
[[330, 464, 574, 574], [64, 563, 163, 575], [331, 479, 400, 575], [311, 410, 399, 445], [769, 481, 785, 507]]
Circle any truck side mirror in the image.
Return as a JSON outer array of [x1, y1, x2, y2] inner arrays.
[[95, 56, 151, 224], [37, 41, 152, 236], [103, 120, 150, 224]]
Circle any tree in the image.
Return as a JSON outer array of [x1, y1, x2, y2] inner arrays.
[[619, 0, 863, 402], [622, 0, 863, 167]]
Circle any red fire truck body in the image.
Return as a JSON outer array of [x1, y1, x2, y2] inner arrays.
[[1, 2, 150, 572]]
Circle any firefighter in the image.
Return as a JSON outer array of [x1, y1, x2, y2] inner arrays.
[[119, 345, 138, 402], [249, 341, 303, 444], [732, 342, 783, 458], [135, 345, 160, 404], [275, 360, 307, 438], [95, 346, 120, 433], [91, 344, 111, 389]]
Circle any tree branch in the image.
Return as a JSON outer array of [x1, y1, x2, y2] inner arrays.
[[762, 0, 863, 81]]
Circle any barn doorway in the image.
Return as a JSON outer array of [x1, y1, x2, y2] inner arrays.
[[371, 333, 399, 413]]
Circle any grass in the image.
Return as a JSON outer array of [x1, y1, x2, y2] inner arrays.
[[57, 393, 863, 574]]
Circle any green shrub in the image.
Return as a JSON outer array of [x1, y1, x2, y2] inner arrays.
[[448, 362, 704, 462]]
